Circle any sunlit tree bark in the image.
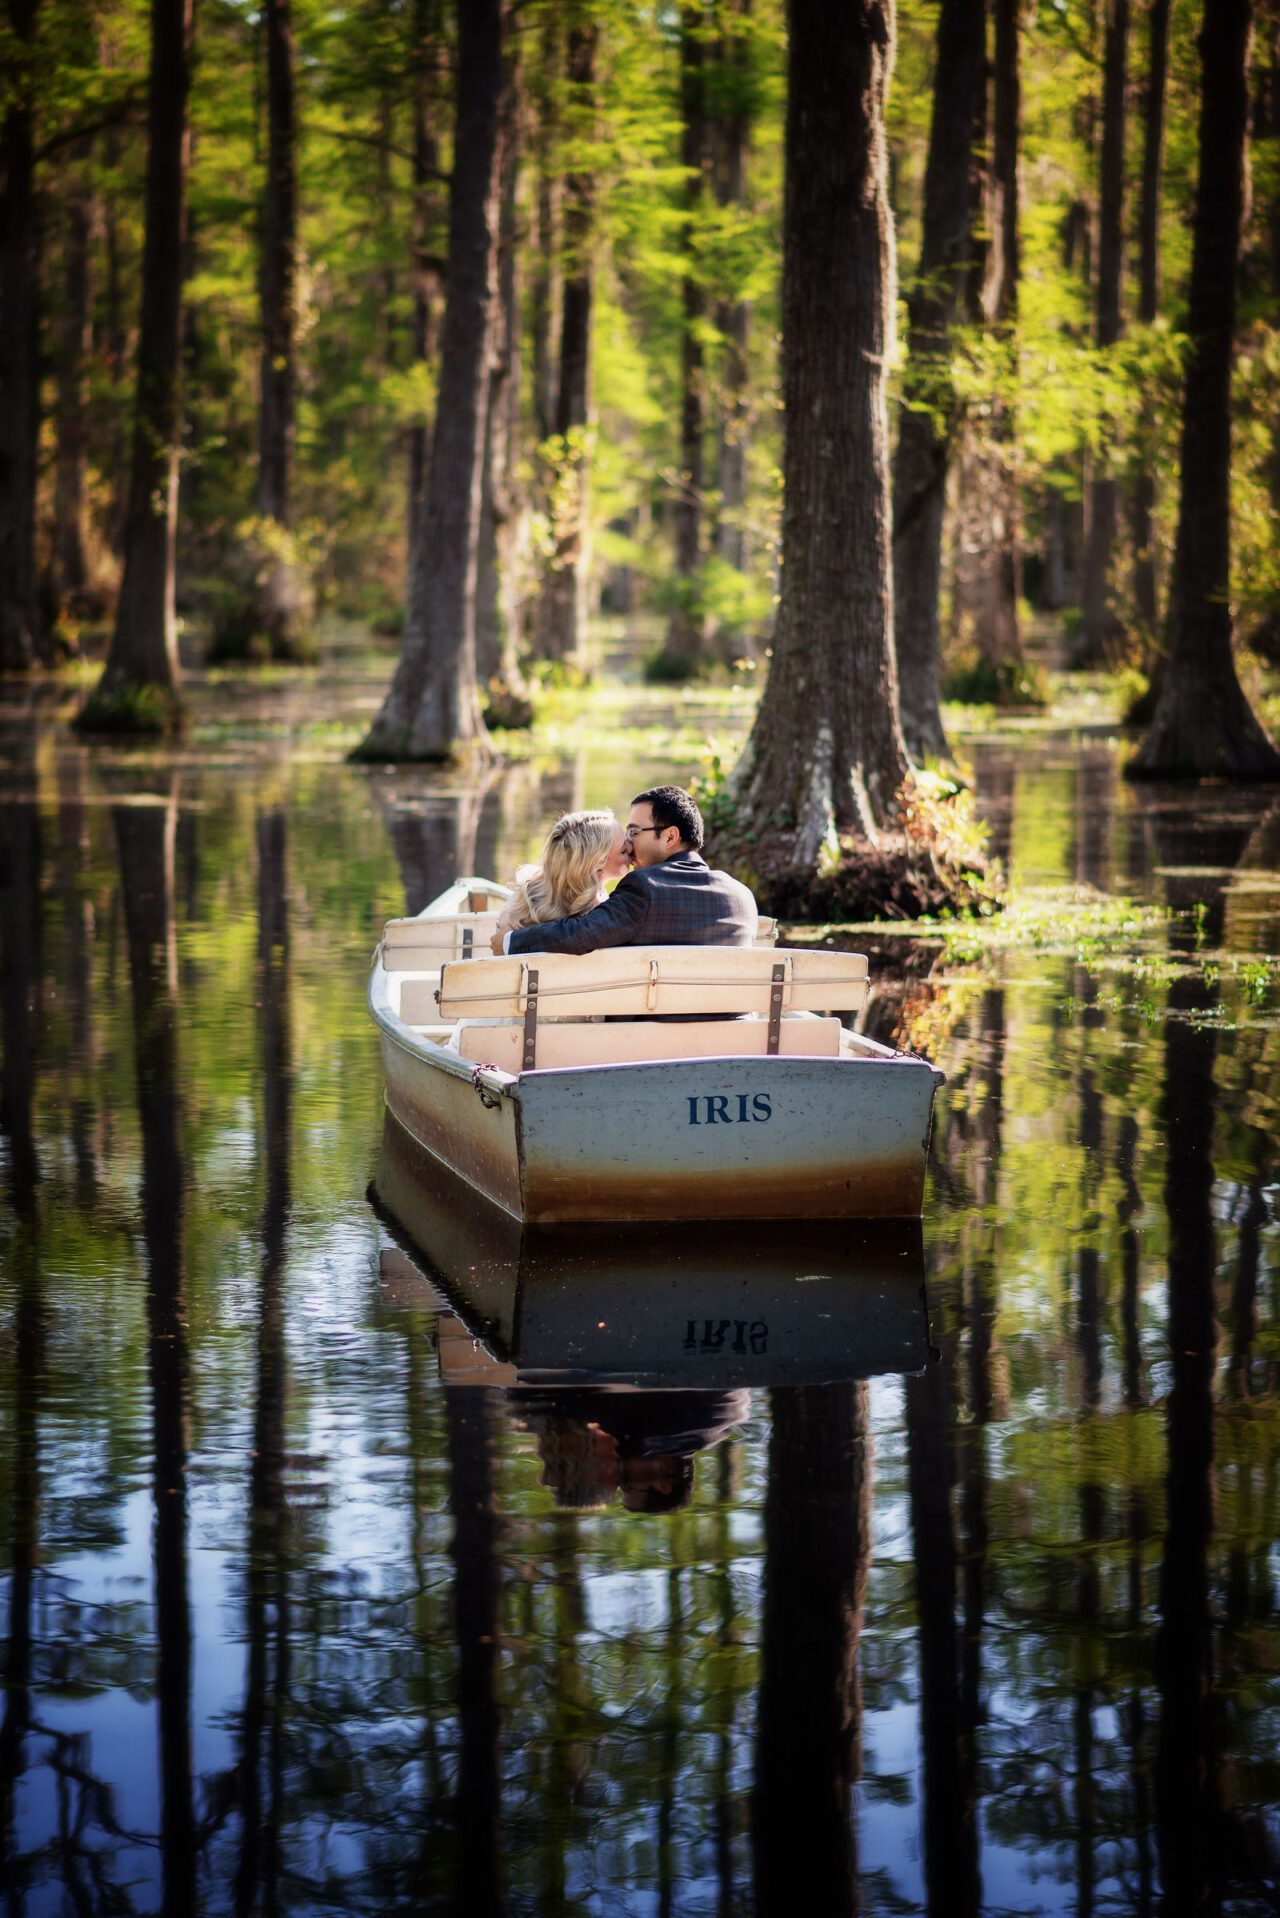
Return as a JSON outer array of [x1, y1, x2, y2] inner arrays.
[[1129, 0, 1170, 641], [536, 12, 596, 670], [1131, 0, 1280, 777], [354, 0, 506, 761], [83, 0, 193, 726], [656, 2, 710, 678], [1076, 0, 1130, 667], [408, 0, 445, 556], [891, 0, 986, 760], [951, 0, 1024, 673], [728, 0, 910, 881], [713, 0, 752, 585], [476, 45, 530, 714], [252, 0, 308, 660]]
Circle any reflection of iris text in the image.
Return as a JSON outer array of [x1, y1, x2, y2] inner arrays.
[[687, 1093, 772, 1125], [683, 1319, 769, 1354]]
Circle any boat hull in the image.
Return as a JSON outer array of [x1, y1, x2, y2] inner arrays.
[[379, 1024, 940, 1223]]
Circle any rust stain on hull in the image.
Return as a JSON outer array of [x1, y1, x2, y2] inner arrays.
[[520, 1155, 926, 1223]]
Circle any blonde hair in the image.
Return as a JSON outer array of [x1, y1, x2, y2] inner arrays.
[[505, 810, 617, 927]]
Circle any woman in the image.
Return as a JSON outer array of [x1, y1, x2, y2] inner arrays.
[[497, 809, 630, 934]]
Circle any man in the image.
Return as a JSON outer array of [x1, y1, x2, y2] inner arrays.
[[492, 784, 757, 955]]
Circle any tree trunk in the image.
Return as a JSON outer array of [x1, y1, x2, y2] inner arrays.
[[1129, 0, 1170, 641], [353, 0, 505, 761], [1130, 0, 1280, 777], [255, 0, 306, 660], [1265, 17, 1280, 530], [530, 7, 561, 449], [1077, 0, 1130, 668], [729, 0, 909, 879], [713, 0, 752, 586], [891, 0, 986, 762], [85, 0, 193, 724], [536, 16, 595, 670], [952, 0, 1023, 670], [0, 0, 40, 672], [475, 32, 529, 709], [53, 164, 94, 618], [408, 0, 444, 558], [258, 0, 296, 529], [657, 3, 709, 677], [102, 125, 131, 559]]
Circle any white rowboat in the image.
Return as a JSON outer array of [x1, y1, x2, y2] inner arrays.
[[368, 877, 945, 1224]]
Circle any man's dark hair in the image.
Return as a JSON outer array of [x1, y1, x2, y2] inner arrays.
[[620, 1455, 696, 1514], [632, 784, 704, 851]]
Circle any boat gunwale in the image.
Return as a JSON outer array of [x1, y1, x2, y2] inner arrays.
[[371, 953, 943, 1091]]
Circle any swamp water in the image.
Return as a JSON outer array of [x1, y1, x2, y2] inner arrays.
[[1, 671, 1279, 1915]]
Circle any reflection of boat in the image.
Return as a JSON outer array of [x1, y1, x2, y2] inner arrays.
[[368, 877, 945, 1223], [373, 1112, 931, 1388]]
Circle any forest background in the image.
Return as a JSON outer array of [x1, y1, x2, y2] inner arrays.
[[2, 0, 1279, 904]]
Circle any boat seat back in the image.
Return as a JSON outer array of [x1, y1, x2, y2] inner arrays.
[[386, 914, 780, 973], [453, 1013, 844, 1072], [432, 945, 868, 1023], [383, 912, 500, 970]]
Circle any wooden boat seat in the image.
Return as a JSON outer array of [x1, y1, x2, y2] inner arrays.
[[384, 913, 780, 971], [412, 945, 868, 1070], [383, 912, 501, 970], [451, 1012, 843, 1071]]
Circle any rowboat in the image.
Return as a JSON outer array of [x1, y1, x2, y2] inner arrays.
[[372, 1116, 931, 1390], [368, 876, 945, 1224]]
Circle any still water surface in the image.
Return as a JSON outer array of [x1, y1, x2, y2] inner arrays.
[[1, 671, 1279, 1915]]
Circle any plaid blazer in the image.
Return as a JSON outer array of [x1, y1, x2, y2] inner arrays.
[[506, 850, 758, 955]]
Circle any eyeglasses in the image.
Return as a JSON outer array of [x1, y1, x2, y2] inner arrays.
[[625, 823, 662, 838]]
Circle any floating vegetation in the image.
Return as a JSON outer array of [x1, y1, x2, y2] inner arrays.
[[787, 885, 1169, 962]]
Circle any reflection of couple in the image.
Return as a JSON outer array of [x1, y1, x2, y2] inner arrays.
[[492, 783, 758, 956], [511, 1386, 751, 1513]]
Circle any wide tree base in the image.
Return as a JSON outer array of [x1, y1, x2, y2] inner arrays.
[[75, 678, 186, 738], [711, 822, 998, 922], [1127, 671, 1280, 780], [347, 727, 493, 769]]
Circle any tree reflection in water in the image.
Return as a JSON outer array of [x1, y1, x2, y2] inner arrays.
[[115, 791, 197, 1917], [235, 807, 294, 1916], [754, 1382, 870, 1916], [446, 1386, 505, 1917], [1150, 811, 1239, 1915]]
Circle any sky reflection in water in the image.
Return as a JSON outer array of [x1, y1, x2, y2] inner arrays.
[[1, 695, 1279, 1915]]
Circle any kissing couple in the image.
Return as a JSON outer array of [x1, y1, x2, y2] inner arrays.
[[492, 784, 758, 956]]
